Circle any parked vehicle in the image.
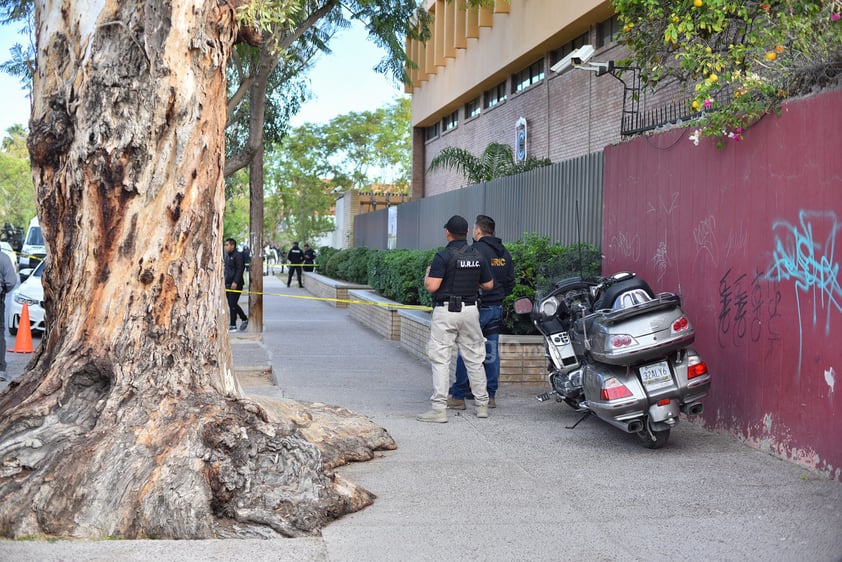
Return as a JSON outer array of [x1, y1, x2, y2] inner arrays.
[[9, 259, 45, 336], [19, 217, 45, 270], [514, 271, 711, 448], [1, 241, 16, 271]]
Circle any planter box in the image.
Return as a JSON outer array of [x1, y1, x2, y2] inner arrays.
[[398, 309, 546, 384], [348, 289, 401, 340], [303, 272, 370, 308]]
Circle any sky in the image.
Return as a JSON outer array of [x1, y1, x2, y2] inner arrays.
[[0, 20, 405, 138]]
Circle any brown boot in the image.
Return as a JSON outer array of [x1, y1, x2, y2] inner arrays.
[[447, 397, 466, 410], [488, 397, 496, 408]]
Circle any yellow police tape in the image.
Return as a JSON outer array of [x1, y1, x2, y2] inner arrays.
[[225, 287, 433, 311]]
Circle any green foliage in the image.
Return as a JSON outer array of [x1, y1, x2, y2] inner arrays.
[[324, 246, 372, 284], [223, 171, 251, 242], [503, 236, 602, 334], [614, 0, 842, 146], [323, 97, 412, 192], [428, 142, 552, 185], [0, 125, 36, 228], [367, 248, 437, 306], [315, 246, 339, 272], [322, 236, 601, 335]]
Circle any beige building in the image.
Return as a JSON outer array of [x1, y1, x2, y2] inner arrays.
[[406, 1, 682, 198]]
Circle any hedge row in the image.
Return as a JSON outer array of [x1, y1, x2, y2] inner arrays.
[[314, 236, 601, 335]]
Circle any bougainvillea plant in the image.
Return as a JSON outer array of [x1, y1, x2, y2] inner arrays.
[[613, 0, 842, 147]]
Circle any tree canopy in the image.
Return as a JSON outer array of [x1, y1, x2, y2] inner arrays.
[[0, 124, 35, 227], [259, 96, 411, 245]]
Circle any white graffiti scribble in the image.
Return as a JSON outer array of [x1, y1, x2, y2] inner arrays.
[[645, 192, 679, 216], [694, 215, 718, 266], [765, 209, 841, 372], [651, 241, 670, 282], [725, 223, 749, 259], [610, 231, 641, 262]]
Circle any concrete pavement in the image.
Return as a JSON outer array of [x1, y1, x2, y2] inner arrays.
[[2, 273, 842, 561]]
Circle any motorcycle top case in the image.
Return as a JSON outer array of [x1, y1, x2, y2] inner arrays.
[[576, 287, 695, 366]]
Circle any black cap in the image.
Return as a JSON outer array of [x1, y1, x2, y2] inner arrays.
[[443, 215, 469, 235]]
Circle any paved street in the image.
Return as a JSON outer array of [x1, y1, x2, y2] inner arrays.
[[1, 274, 841, 561]]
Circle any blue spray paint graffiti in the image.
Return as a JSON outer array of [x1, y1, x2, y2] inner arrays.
[[765, 210, 842, 371]]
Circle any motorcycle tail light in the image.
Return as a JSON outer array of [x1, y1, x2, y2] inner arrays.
[[608, 334, 637, 349], [688, 361, 709, 380], [600, 377, 633, 401], [672, 316, 690, 333]]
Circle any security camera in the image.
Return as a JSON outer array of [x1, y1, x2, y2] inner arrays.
[[550, 44, 595, 74], [570, 44, 595, 66]]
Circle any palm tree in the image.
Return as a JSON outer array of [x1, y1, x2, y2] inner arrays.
[[427, 142, 551, 184]]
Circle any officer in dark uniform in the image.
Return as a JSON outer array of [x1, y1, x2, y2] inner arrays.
[[417, 215, 494, 423], [286, 241, 305, 287], [449, 214, 515, 409]]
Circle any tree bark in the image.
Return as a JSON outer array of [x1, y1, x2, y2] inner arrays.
[[0, 0, 394, 539]]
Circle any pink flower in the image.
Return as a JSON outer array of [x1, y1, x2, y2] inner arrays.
[[832, 13, 840, 22], [703, 99, 712, 109]]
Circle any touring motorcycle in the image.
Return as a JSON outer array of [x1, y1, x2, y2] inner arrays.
[[514, 272, 711, 448]]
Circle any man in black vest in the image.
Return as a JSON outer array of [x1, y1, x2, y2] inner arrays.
[[417, 215, 494, 423], [287, 241, 305, 288], [449, 214, 515, 409]]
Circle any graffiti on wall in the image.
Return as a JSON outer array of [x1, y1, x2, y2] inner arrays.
[[764, 210, 841, 370], [717, 268, 783, 355]]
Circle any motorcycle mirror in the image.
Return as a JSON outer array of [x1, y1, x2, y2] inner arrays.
[[513, 297, 534, 315]]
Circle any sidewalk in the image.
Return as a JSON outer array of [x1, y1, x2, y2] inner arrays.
[[2, 274, 842, 561]]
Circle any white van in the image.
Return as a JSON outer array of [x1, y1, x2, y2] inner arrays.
[[19, 217, 45, 269]]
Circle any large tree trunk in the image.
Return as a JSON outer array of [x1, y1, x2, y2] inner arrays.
[[0, 0, 393, 539]]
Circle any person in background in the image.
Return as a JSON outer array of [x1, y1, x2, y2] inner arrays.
[[224, 238, 248, 332], [0, 250, 17, 381], [303, 244, 316, 273], [241, 245, 251, 290], [417, 215, 493, 423], [287, 241, 305, 288], [448, 215, 515, 410]]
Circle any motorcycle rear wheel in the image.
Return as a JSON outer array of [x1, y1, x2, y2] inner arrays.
[[637, 425, 670, 449]]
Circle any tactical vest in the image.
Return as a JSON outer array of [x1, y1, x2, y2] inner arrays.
[[433, 244, 482, 302]]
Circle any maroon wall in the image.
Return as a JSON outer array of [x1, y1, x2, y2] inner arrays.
[[603, 88, 842, 480]]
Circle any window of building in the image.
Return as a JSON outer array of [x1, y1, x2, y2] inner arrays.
[[513, 59, 545, 93], [425, 122, 440, 141], [597, 15, 620, 48], [465, 97, 481, 120], [550, 32, 589, 67], [484, 80, 507, 109], [442, 110, 458, 132]]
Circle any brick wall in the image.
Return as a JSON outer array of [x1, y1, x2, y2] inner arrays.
[[498, 336, 547, 384], [303, 273, 370, 309], [348, 290, 402, 340], [418, 42, 687, 196]]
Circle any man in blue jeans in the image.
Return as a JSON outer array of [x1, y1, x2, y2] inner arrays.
[[448, 215, 515, 409]]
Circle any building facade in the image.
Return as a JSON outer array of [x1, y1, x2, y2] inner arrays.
[[406, 0, 684, 198]]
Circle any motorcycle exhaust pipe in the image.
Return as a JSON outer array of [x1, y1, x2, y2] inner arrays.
[[681, 403, 704, 416], [603, 417, 645, 433]]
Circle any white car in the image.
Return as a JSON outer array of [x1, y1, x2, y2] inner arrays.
[[1, 241, 16, 271], [9, 259, 45, 336]]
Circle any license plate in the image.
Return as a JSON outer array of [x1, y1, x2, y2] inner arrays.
[[639, 361, 672, 389]]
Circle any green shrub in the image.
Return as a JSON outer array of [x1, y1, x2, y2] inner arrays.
[[503, 235, 602, 335], [321, 237, 601, 335], [315, 246, 339, 273], [368, 249, 437, 305]]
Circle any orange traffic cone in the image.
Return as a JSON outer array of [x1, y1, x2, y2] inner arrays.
[[9, 302, 34, 353]]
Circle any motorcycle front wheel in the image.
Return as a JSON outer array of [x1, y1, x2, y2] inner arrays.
[[637, 422, 670, 449]]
